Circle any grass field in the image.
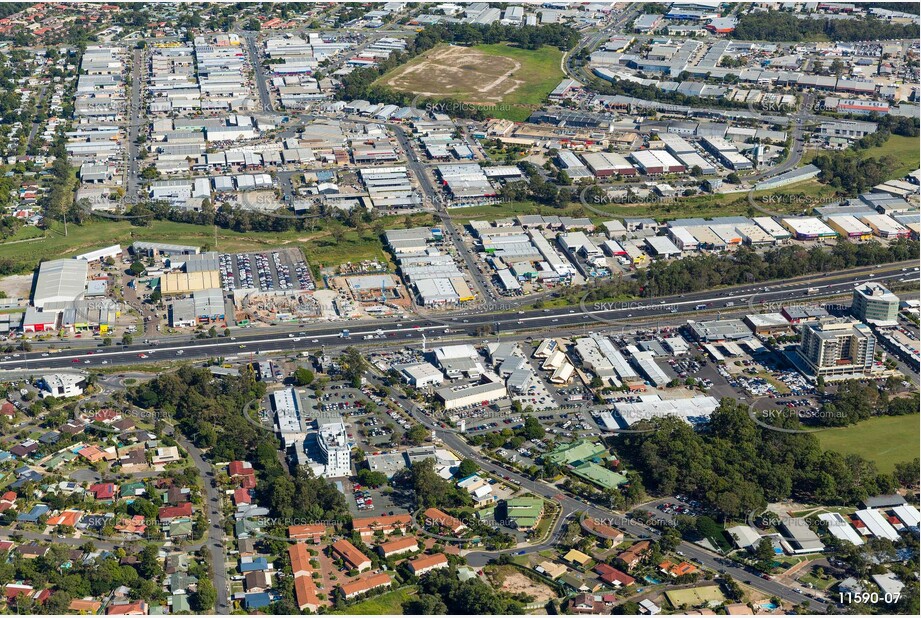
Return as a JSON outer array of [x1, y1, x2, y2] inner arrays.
[[376, 43, 563, 121], [0, 212, 436, 274], [817, 414, 920, 473], [804, 135, 920, 181], [332, 586, 416, 614]]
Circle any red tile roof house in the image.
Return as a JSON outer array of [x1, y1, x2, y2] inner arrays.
[[229, 460, 256, 482], [408, 553, 449, 576], [338, 572, 391, 600], [376, 535, 419, 559], [288, 543, 315, 579], [351, 513, 413, 540], [294, 575, 321, 612], [233, 488, 252, 506], [288, 523, 327, 543], [89, 483, 117, 502], [423, 507, 467, 535], [594, 563, 635, 587], [330, 539, 372, 572], [158, 502, 193, 523], [106, 601, 148, 615]]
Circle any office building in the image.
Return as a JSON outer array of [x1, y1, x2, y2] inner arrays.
[[852, 283, 899, 325]]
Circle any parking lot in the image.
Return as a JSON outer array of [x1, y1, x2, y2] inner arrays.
[[219, 248, 315, 293]]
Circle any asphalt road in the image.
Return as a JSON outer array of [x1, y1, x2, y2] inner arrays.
[[245, 33, 273, 112], [364, 376, 831, 612], [2, 262, 915, 372]]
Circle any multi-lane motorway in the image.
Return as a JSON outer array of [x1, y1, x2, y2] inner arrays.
[[1, 262, 916, 372]]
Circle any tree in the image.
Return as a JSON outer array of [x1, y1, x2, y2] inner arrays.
[[128, 261, 146, 276], [191, 579, 216, 611], [102, 337, 112, 346], [456, 459, 479, 479], [357, 468, 388, 488], [121, 333, 133, 345], [406, 424, 430, 445], [294, 367, 314, 386], [404, 594, 448, 615]]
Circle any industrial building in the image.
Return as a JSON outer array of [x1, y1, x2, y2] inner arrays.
[[32, 260, 89, 309]]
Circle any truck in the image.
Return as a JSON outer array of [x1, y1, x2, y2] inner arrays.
[[340, 329, 350, 338], [695, 304, 707, 310], [805, 287, 819, 295]]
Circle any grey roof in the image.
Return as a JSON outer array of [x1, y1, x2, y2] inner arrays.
[[33, 259, 88, 308]]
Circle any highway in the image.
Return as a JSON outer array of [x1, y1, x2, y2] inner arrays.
[[1, 262, 915, 372]]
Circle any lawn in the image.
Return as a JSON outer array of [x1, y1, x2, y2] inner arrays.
[[0, 212, 436, 275], [804, 134, 920, 182], [376, 43, 563, 121], [332, 586, 416, 614], [817, 414, 920, 473]]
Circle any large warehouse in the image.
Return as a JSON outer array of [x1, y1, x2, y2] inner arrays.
[[32, 259, 89, 309]]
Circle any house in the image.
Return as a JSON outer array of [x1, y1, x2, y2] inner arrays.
[[377, 536, 419, 558], [331, 539, 372, 572], [228, 460, 256, 483], [233, 488, 252, 506], [351, 513, 413, 539], [158, 502, 192, 523], [245, 570, 273, 593], [16, 543, 49, 559], [69, 599, 103, 614], [408, 553, 449, 576], [289, 543, 314, 578], [106, 600, 149, 615], [570, 592, 614, 614], [617, 541, 651, 570], [294, 575, 321, 612], [565, 548, 592, 568], [339, 572, 391, 599], [659, 560, 698, 577], [240, 557, 270, 573], [89, 482, 116, 502], [46, 509, 83, 528], [423, 507, 467, 535], [595, 563, 635, 587], [288, 523, 326, 543], [536, 560, 568, 580], [560, 572, 591, 593]]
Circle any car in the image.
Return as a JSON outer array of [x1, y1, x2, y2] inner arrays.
[[72, 358, 81, 363]]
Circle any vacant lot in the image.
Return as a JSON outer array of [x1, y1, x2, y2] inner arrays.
[[486, 565, 556, 603], [817, 414, 920, 473], [377, 43, 563, 121], [332, 586, 416, 614]]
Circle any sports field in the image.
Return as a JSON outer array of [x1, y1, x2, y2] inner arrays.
[[376, 43, 563, 121], [817, 414, 919, 473]]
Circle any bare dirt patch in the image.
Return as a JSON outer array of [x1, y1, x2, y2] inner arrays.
[[491, 568, 556, 603], [380, 45, 523, 103]]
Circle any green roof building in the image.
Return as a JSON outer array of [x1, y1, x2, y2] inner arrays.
[[504, 497, 545, 530], [572, 462, 628, 490], [545, 439, 609, 466]]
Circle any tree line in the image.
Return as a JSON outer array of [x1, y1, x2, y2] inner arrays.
[[816, 380, 919, 427], [733, 11, 919, 42], [555, 238, 919, 303], [615, 398, 911, 519]]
